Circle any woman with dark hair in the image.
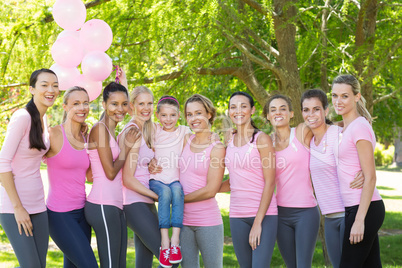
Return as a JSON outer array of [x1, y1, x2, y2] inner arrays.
[[332, 75, 384, 267], [0, 69, 59, 267], [45, 87, 98, 268], [221, 91, 277, 267], [85, 82, 138, 268]]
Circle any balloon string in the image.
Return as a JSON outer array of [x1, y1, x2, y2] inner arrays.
[[113, 65, 120, 84]]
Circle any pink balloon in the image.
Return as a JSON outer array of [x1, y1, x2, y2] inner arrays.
[[52, 0, 86, 31], [80, 19, 113, 52], [57, 30, 80, 40], [81, 51, 113, 81], [51, 36, 84, 68], [77, 75, 103, 102], [50, 64, 81, 91]]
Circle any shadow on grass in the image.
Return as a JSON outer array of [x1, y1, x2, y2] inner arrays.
[[382, 212, 402, 230], [378, 186, 397, 191]]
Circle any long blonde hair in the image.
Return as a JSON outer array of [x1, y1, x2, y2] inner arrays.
[[130, 86, 154, 148], [62, 86, 88, 123], [332, 74, 372, 124]]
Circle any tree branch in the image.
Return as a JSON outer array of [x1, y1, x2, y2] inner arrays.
[[244, 29, 280, 59], [113, 40, 150, 47], [373, 88, 401, 105], [240, 0, 269, 16], [43, 0, 111, 23], [0, 82, 28, 89]]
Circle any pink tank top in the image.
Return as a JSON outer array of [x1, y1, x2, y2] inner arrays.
[[275, 128, 317, 208], [310, 125, 344, 215], [226, 132, 278, 217], [120, 122, 154, 205], [46, 125, 90, 212], [86, 122, 123, 209], [179, 135, 223, 226]]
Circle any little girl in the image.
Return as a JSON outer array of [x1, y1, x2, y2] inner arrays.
[[149, 95, 191, 267]]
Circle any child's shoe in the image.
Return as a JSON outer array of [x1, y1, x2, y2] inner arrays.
[[159, 248, 172, 267], [169, 245, 182, 264]]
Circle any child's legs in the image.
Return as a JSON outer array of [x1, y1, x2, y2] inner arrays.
[[149, 180, 172, 229], [169, 181, 184, 229]]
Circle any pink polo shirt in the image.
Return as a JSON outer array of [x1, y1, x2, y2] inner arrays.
[[333, 117, 382, 207], [0, 109, 49, 214]]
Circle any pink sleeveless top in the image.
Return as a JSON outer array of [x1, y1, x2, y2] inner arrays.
[[46, 125, 90, 212], [179, 135, 223, 226], [226, 132, 278, 217], [87, 122, 123, 209], [310, 125, 344, 215], [275, 128, 317, 208], [120, 122, 154, 205]]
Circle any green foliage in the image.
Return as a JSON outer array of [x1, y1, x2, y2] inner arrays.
[[375, 143, 395, 167]]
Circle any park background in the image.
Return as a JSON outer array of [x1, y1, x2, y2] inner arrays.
[[0, 0, 401, 267]]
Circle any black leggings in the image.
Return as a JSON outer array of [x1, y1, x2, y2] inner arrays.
[[340, 200, 385, 268]]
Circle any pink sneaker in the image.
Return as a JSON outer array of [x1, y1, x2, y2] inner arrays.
[[169, 245, 183, 264], [159, 248, 172, 268]]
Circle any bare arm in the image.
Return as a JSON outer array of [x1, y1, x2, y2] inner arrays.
[[184, 144, 226, 203], [219, 179, 230, 193], [249, 133, 276, 250], [45, 126, 63, 158], [349, 140, 377, 244]]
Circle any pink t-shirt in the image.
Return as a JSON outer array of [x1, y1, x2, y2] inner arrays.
[[87, 122, 123, 209], [310, 125, 344, 215], [275, 128, 317, 208], [226, 132, 278, 217], [150, 125, 191, 184], [179, 135, 223, 226], [0, 109, 49, 214], [333, 117, 382, 207], [46, 125, 90, 212], [121, 122, 154, 205]]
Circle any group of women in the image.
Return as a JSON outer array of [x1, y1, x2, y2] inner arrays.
[[0, 68, 384, 268]]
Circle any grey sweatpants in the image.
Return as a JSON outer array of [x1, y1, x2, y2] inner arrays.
[[179, 224, 224, 268], [277, 206, 320, 268], [325, 216, 345, 268], [0, 211, 49, 268]]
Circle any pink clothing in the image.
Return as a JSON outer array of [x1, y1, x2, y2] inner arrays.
[[150, 125, 191, 184], [86, 122, 123, 209], [333, 117, 382, 207], [179, 135, 223, 226], [46, 125, 90, 212], [310, 125, 344, 215], [0, 109, 49, 214], [226, 132, 278, 217], [275, 128, 317, 208], [121, 122, 154, 205]]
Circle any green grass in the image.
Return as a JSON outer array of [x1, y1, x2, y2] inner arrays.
[[1, 211, 402, 267], [376, 165, 402, 172]]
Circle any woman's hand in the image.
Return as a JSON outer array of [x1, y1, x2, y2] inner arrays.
[[81, 122, 89, 139], [124, 127, 141, 147], [148, 158, 162, 174], [14, 206, 33, 236], [350, 170, 365, 189], [117, 67, 128, 89], [349, 220, 364, 244], [249, 222, 262, 250]]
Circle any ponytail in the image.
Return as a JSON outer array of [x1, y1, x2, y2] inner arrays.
[[143, 119, 154, 149], [26, 98, 46, 150], [250, 119, 260, 143], [356, 95, 372, 125]]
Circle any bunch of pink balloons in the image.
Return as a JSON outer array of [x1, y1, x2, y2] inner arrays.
[[50, 0, 114, 101]]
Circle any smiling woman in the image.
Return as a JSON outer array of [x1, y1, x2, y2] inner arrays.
[[0, 69, 58, 268]]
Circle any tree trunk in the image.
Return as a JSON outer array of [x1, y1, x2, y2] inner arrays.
[[395, 127, 402, 167]]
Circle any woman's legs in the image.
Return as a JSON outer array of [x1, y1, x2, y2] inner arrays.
[[84, 202, 127, 268], [180, 226, 200, 268], [340, 200, 385, 268], [195, 224, 224, 268], [324, 216, 345, 268], [0, 212, 48, 268], [48, 208, 98, 268]]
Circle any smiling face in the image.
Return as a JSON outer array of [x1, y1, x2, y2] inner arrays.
[[30, 72, 59, 110], [102, 91, 129, 123], [156, 104, 180, 132], [131, 93, 154, 123], [302, 97, 328, 130], [331, 83, 360, 116], [185, 101, 211, 133], [63, 90, 90, 124], [266, 98, 293, 127], [229, 95, 255, 127]]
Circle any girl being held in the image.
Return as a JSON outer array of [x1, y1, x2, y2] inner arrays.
[[149, 96, 191, 267]]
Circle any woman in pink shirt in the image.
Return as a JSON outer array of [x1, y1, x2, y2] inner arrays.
[[84, 82, 137, 268], [179, 94, 225, 268], [221, 91, 277, 268], [45, 87, 97, 268], [0, 69, 59, 268], [332, 75, 384, 267], [263, 94, 319, 268]]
